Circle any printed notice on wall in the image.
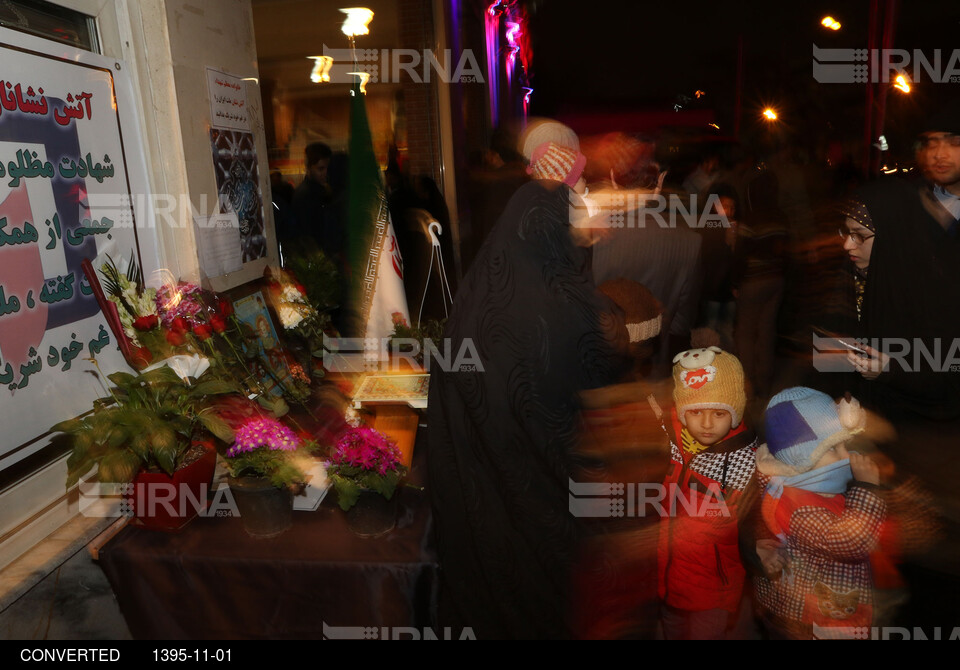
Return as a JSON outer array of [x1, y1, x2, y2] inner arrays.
[[195, 212, 242, 277], [206, 68, 249, 132]]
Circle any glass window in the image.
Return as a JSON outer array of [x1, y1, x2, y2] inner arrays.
[[0, 0, 99, 53]]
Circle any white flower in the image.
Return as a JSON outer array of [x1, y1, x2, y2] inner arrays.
[[281, 285, 304, 301], [278, 304, 305, 329], [145, 354, 211, 381], [345, 407, 361, 427]]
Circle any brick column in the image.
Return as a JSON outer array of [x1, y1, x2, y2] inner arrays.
[[397, 0, 441, 184]]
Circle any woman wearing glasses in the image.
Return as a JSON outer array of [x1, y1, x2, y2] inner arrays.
[[837, 201, 876, 330], [811, 113, 960, 630], [830, 179, 960, 424]]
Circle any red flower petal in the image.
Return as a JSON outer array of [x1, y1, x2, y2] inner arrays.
[[193, 323, 213, 341], [133, 314, 159, 331]]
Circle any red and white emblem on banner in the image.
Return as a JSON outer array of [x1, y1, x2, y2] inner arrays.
[[389, 234, 403, 279]]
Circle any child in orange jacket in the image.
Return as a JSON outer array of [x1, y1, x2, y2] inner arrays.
[[658, 347, 759, 640]]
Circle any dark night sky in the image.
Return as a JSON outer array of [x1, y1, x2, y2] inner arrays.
[[528, 0, 960, 156]]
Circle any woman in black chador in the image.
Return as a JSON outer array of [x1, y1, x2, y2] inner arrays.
[[840, 181, 960, 423], [427, 180, 627, 639]]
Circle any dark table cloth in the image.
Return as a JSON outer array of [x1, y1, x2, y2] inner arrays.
[[98, 467, 436, 640]]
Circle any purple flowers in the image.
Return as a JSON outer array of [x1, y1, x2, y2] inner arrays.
[[227, 417, 301, 457], [156, 282, 207, 328], [332, 426, 403, 476]]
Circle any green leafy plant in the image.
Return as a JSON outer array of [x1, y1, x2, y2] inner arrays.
[[389, 318, 446, 367], [282, 253, 339, 316], [53, 364, 240, 487]]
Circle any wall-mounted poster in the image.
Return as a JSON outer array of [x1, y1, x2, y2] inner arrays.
[[207, 67, 264, 264], [210, 128, 265, 263], [0, 28, 157, 470]]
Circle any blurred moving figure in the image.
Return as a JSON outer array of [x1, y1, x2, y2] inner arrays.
[[754, 388, 885, 639], [732, 171, 788, 400], [591, 135, 702, 376], [462, 127, 529, 272], [697, 182, 740, 352], [683, 149, 720, 199], [292, 142, 343, 264], [839, 114, 960, 423], [428, 180, 628, 639], [573, 279, 667, 640]]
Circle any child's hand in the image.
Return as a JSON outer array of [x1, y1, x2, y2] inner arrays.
[[756, 539, 789, 579], [872, 450, 896, 483], [850, 451, 880, 485]]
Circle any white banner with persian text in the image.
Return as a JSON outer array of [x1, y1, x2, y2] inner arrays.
[[0, 28, 157, 470]]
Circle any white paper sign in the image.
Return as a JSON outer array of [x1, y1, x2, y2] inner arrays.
[[206, 68, 249, 131], [194, 212, 242, 277], [294, 462, 330, 511]]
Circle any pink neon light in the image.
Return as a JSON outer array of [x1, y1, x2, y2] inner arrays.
[[505, 21, 520, 47], [485, 2, 502, 124]]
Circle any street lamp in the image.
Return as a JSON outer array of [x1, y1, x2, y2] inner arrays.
[[821, 16, 841, 30], [340, 8, 374, 37], [308, 56, 333, 83]]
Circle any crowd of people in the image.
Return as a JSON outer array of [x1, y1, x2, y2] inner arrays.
[[271, 102, 960, 638], [426, 108, 960, 639]]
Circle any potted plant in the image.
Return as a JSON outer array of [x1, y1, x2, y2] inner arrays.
[[222, 416, 310, 538], [328, 426, 408, 538], [53, 364, 238, 530], [388, 317, 446, 371]]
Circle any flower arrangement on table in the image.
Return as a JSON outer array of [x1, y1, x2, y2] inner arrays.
[[327, 425, 408, 510], [57, 254, 358, 519], [98, 256, 305, 414], [222, 416, 312, 490], [153, 281, 267, 392], [264, 264, 337, 381]]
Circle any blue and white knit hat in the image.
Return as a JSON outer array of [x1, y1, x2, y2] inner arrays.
[[757, 387, 857, 476]]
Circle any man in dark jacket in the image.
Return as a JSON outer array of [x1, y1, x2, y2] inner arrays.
[[292, 142, 343, 263]]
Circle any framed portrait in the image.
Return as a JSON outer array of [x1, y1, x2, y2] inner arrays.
[[232, 289, 291, 397]]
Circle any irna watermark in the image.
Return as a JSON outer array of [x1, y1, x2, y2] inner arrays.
[[311, 45, 485, 85], [322, 622, 476, 640], [812, 334, 960, 373], [86, 193, 237, 230], [571, 193, 731, 230], [813, 44, 960, 84], [568, 479, 730, 518], [79, 481, 239, 519], [813, 623, 960, 640], [322, 335, 484, 373]]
